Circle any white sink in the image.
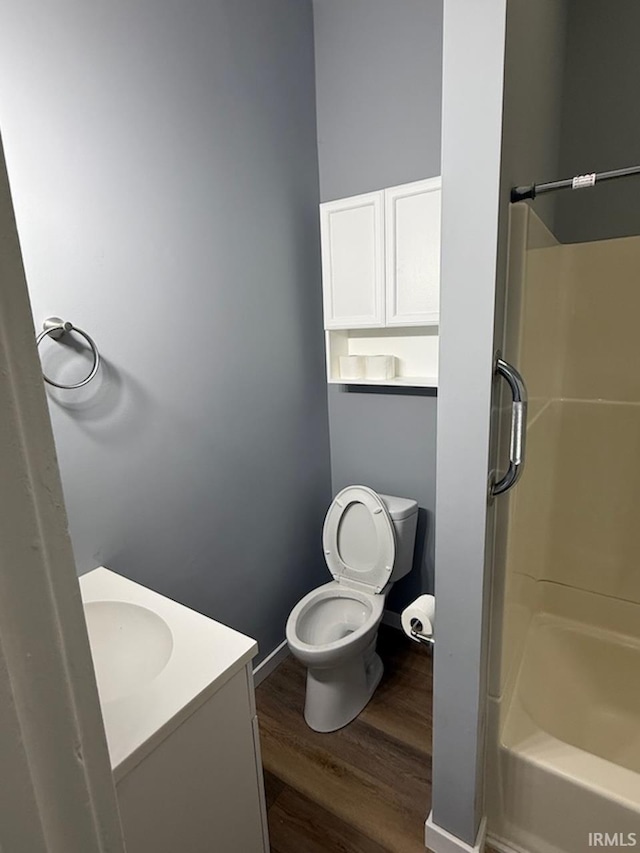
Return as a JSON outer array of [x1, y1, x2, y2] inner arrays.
[[80, 567, 257, 779], [84, 600, 174, 703]]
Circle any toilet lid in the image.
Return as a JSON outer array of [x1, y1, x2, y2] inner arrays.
[[322, 486, 396, 593]]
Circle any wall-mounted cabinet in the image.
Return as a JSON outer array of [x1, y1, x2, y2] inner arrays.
[[320, 177, 441, 387], [320, 191, 385, 329], [385, 178, 441, 326]]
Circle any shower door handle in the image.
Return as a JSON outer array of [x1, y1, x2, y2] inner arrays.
[[491, 357, 528, 497]]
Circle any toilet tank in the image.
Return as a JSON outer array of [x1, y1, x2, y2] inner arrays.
[[379, 494, 418, 583]]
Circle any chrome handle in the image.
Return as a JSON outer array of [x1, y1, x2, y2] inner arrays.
[[491, 357, 528, 497]]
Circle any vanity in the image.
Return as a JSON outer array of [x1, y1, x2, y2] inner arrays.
[[80, 567, 268, 853]]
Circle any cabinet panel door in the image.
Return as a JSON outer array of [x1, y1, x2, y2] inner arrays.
[[320, 191, 384, 329], [116, 670, 266, 853], [385, 178, 441, 326]]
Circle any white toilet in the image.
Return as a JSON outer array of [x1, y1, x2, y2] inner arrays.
[[286, 485, 418, 732]]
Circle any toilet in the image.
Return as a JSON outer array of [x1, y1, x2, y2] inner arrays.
[[286, 485, 418, 732]]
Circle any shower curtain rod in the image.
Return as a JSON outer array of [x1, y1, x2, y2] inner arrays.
[[511, 164, 640, 203]]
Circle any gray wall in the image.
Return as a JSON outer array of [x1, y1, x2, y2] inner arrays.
[[0, 0, 331, 664], [430, 0, 508, 843], [502, 0, 567, 233], [431, 0, 570, 844], [555, 0, 640, 243], [313, 0, 443, 202], [328, 388, 437, 610], [313, 0, 443, 609]]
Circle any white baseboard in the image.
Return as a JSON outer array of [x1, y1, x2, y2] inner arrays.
[[253, 639, 289, 687], [425, 813, 487, 853]]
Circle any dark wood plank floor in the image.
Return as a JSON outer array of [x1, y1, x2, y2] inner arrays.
[[256, 625, 433, 853]]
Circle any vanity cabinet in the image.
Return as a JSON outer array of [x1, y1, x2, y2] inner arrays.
[[320, 177, 442, 387], [80, 568, 269, 853], [116, 664, 268, 853]]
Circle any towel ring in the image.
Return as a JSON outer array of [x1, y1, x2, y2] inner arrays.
[[36, 317, 101, 389]]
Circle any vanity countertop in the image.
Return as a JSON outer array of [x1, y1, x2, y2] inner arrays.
[[80, 566, 258, 782]]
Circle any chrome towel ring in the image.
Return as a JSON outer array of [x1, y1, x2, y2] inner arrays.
[[36, 317, 100, 389]]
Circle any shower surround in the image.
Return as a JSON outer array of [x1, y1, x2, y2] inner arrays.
[[486, 204, 640, 853]]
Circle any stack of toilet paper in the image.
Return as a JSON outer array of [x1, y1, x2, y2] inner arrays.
[[339, 354, 396, 381]]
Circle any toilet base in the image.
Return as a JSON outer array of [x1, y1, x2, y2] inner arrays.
[[303, 644, 384, 733]]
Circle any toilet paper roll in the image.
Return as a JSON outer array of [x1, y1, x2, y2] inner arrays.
[[401, 595, 436, 643], [339, 355, 365, 380], [365, 354, 396, 380]]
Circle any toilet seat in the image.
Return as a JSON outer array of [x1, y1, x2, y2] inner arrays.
[[322, 485, 396, 594], [286, 581, 384, 663]]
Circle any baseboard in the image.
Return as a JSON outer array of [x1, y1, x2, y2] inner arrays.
[[425, 813, 487, 853], [381, 609, 403, 631], [253, 639, 289, 687]]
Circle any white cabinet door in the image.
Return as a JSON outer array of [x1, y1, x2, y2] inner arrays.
[[116, 669, 267, 853], [320, 191, 384, 329], [385, 177, 441, 326]]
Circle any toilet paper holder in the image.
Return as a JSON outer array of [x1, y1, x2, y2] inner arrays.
[[410, 618, 435, 647]]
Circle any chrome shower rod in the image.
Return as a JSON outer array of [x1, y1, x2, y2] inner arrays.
[[511, 164, 640, 203]]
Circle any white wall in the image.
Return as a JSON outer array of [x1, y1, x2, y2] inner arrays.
[[0, 134, 124, 853], [0, 0, 331, 663]]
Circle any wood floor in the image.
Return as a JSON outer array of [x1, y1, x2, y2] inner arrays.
[[256, 625, 433, 853]]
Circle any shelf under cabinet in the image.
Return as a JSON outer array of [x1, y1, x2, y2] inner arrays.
[[325, 326, 439, 389], [329, 375, 438, 388]]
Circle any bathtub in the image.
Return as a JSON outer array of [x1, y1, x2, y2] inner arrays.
[[492, 610, 640, 853]]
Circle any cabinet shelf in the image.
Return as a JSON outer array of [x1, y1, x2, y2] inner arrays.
[[329, 375, 438, 388], [325, 326, 438, 388]]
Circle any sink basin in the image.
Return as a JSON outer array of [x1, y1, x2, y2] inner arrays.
[[80, 567, 258, 777], [84, 600, 174, 703]]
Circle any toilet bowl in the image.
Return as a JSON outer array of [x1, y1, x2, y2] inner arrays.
[[286, 485, 418, 732]]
